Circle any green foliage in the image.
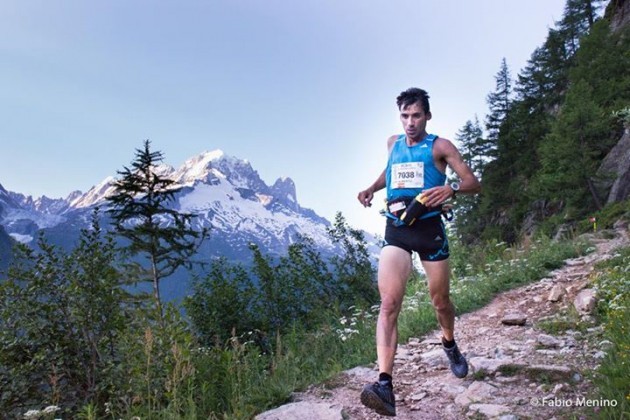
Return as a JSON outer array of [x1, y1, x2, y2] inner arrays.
[[185, 258, 257, 345], [536, 308, 584, 335], [463, 4, 629, 244], [536, 80, 610, 212], [107, 140, 209, 318], [456, 116, 486, 178], [576, 199, 630, 233], [0, 211, 131, 417], [592, 246, 630, 418], [186, 212, 377, 346], [485, 57, 513, 156], [327, 212, 378, 309], [110, 305, 198, 419]]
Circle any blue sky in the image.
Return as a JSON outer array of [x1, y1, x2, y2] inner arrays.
[[0, 0, 568, 235]]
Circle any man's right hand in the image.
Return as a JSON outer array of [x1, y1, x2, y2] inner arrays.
[[357, 189, 374, 207]]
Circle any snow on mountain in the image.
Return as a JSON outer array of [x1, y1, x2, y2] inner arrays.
[[0, 150, 335, 255], [11, 193, 70, 215], [173, 150, 225, 186], [0, 183, 21, 216], [69, 176, 117, 209]]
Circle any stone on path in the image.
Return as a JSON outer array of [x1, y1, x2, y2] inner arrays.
[[574, 289, 597, 314], [420, 348, 449, 369], [501, 312, 527, 326], [255, 402, 345, 420], [454, 381, 497, 406], [537, 334, 563, 348], [469, 357, 525, 375], [468, 403, 511, 418], [547, 285, 564, 302]]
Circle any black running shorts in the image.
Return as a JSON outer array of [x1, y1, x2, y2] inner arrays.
[[383, 215, 449, 261]]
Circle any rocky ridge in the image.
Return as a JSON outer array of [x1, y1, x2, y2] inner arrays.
[[257, 222, 629, 419]]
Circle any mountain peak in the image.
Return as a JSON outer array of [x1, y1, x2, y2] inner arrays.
[[174, 149, 229, 185], [69, 176, 117, 209], [271, 177, 297, 209]]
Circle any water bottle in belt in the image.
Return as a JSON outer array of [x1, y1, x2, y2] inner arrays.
[[398, 193, 429, 226]]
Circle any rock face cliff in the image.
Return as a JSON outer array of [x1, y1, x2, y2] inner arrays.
[[596, 125, 630, 203], [595, 1, 630, 203], [607, 0, 630, 32]]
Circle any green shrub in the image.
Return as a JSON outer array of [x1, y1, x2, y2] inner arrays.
[[592, 247, 630, 418]]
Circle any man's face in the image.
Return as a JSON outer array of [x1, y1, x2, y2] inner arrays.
[[399, 102, 431, 140]]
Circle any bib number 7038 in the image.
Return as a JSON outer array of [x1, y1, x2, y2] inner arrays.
[[391, 162, 424, 189]]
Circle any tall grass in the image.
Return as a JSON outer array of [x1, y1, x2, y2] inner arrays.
[[592, 246, 630, 419], [56, 235, 588, 419]]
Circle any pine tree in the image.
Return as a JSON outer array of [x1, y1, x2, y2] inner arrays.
[[107, 140, 208, 320], [485, 58, 513, 158], [455, 116, 485, 178], [558, 0, 604, 55]]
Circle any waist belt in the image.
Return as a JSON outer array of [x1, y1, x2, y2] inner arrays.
[[381, 196, 443, 227]]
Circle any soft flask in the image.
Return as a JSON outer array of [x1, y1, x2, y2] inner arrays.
[[399, 193, 428, 226]]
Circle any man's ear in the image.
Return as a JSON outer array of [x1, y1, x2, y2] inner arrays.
[[426, 112, 432, 120]]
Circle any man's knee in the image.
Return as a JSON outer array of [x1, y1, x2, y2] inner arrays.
[[431, 294, 452, 313], [380, 293, 403, 318]]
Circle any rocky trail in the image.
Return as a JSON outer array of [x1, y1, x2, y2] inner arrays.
[[257, 223, 629, 420]]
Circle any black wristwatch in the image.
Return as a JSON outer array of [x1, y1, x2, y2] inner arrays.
[[449, 182, 460, 197]]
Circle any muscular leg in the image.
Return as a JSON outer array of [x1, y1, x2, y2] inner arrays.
[[422, 259, 455, 340], [376, 246, 412, 375]]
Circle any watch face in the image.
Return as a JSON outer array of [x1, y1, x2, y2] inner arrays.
[[451, 182, 460, 191]]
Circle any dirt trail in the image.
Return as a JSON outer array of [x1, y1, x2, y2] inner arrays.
[[285, 224, 629, 419]]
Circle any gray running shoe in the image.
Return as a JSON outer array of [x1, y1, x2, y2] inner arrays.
[[360, 380, 396, 416], [443, 342, 468, 378]]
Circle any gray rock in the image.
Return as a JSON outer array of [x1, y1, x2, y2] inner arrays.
[[565, 258, 585, 267], [501, 313, 527, 326], [469, 357, 525, 375], [409, 391, 427, 401], [454, 381, 497, 406], [420, 348, 449, 369], [574, 289, 597, 314], [537, 334, 562, 348], [344, 366, 375, 382], [468, 403, 511, 417], [255, 402, 345, 420], [595, 126, 630, 203], [548, 285, 564, 302]]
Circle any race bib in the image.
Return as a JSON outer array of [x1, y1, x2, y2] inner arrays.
[[391, 162, 424, 189]]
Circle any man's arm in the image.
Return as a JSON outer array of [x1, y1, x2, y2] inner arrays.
[[357, 170, 385, 207], [422, 138, 481, 208], [357, 135, 398, 207]]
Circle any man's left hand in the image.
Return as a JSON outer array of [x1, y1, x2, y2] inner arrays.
[[422, 186, 453, 208]]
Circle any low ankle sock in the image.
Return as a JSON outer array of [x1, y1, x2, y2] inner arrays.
[[442, 337, 456, 348], [379, 372, 393, 386]]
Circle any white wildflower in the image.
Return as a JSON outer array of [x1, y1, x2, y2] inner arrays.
[[23, 410, 41, 419], [43, 406, 60, 414]]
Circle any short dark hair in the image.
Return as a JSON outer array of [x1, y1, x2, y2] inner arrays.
[[396, 88, 430, 114]]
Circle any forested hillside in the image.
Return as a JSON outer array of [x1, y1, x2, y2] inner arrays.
[[453, 0, 630, 244]]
